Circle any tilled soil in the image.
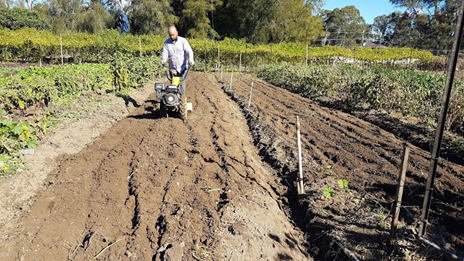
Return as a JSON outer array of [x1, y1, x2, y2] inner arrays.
[[1, 72, 463, 260], [0, 73, 311, 260], [221, 73, 464, 260]]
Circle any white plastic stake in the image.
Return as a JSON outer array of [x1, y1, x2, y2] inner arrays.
[[297, 116, 305, 195]]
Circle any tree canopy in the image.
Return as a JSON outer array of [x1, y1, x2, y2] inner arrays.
[[0, 6, 50, 30], [1, 0, 324, 44], [369, 0, 461, 53], [321, 5, 368, 47], [2, 0, 462, 53]]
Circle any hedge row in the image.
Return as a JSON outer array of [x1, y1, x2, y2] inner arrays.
[[0, 28, 436, 68]]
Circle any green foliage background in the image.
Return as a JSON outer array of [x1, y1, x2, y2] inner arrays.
[[0, 7, 50, 30], [0, 54, 163, 176], [0, 28, 435, 67]]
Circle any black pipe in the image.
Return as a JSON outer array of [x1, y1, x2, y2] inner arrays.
[[419, 237, 464, 261]]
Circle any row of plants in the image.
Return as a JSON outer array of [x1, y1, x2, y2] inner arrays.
[[0, 28, 436, 67], [256, 62, 464, 133], [0, 54, 163, 176]]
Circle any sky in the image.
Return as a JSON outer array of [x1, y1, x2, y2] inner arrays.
[[323, 0, 407, 24]]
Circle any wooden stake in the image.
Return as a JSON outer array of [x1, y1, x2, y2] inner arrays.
[[270, 44, 273, 63], [297, 116, 305, 195], [306, 44, 308, 67], [390, 144, 410, 240], [139, 36, 142, 57], [248, 81, 253, 107], [204, 40, 207, 73], [220, 65, 223, 82], [60, 34, 63, 65], [245, 44, 247, 72], [229, 72, 233, 90], [239, 53, 242, 74]]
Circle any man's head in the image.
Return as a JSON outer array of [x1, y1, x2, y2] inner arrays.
[[168, 26, 178, 42]]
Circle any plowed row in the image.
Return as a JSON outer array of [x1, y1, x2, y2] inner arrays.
[[1, 72, 463, 260]]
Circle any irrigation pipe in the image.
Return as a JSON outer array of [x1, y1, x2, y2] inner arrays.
[[419, 237, 464, 261]]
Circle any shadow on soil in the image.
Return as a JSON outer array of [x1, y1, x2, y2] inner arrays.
[[128, 100, 183, 120]]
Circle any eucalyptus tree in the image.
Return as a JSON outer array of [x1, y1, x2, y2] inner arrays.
[[1, 0, 21, 8], [76, 1, 111, 34], [259, 0, 324, 43], [127, 0, 177, 35], [385, 0, 459, 52], [214, 0, 274, 41], [323, 5, 368, 47], [173, 0, 223, 39], [372, 15, 391, 44], [215, 0, 323, 44]]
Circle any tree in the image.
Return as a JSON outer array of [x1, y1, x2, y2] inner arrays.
[[76, 1, 111, 34], [323, 5, 368, 47], [382, 0, 459, 52], [372, 15, 391, 44], [128, 0, 178, 35], [215, 0, 323, 44], [260, 0, 324, 43], [0, 6, 50, 30], [1, 0, 22, 8], [44, 0, 84, 33], [384, 11, 416, 47], [25, 0, 36, 9], [389, 0, 423, 14], [178, 0, 222, 39], [215, 0, 276, 41], [306, 0, 326, 15]]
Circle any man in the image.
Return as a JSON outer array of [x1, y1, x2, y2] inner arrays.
[[161, 25, 194, 96]]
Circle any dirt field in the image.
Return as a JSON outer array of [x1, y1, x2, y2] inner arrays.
[[0, 72, 463, 260]]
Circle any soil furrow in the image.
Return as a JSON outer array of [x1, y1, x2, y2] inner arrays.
[[4, 71, 462, 261], [220, 72, 464, 260]]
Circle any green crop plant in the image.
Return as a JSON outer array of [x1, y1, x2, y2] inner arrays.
[[0, 55, 162, 175], [323, 187, 335, 199], [0, 119, 38, 176], [338, 179, 350, 192]]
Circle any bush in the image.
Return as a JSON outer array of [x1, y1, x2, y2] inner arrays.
[[0, 7, 50, 30]]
